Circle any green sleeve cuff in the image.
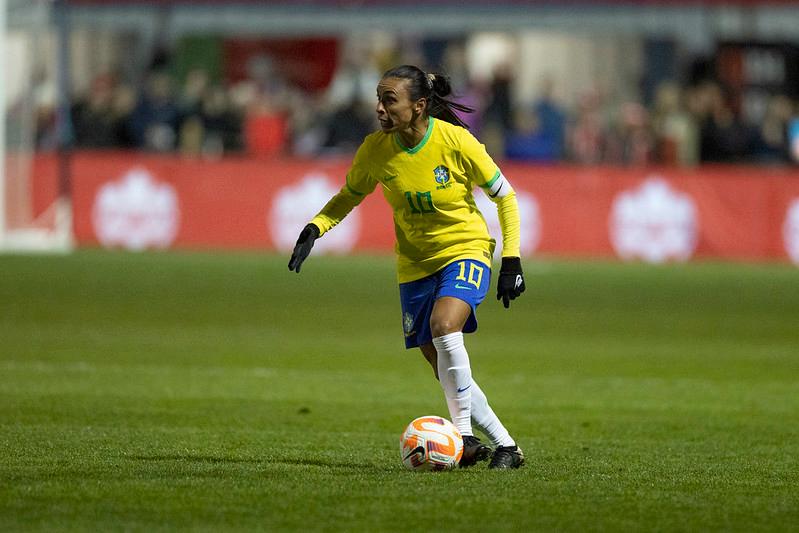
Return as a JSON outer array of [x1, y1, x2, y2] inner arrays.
[[479, 169, 502, 189]]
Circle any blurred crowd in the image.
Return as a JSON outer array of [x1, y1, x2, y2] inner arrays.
[[26, 55, 799, 166]]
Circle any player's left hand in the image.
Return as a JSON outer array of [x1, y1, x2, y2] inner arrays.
[[496, 257, 525, 309]]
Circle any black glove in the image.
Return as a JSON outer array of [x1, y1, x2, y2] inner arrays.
[[288, 223, 320, 273], [496, 257, 525, 308]]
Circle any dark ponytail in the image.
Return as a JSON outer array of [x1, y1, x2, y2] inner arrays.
[[381, 65, 474, 129]]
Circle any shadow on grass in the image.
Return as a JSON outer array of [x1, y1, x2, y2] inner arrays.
[[130, 454, 262, 464], [271, 457, 364, 470], [130, 454, 367, 470]]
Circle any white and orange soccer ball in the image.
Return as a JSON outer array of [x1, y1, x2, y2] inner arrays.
[[399, 416, 464, 471]]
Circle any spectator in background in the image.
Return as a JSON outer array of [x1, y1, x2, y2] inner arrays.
[[128, 71, 180, 152], [320, 95, 375, 153], [651, 81, 699, 166], [246, 53, 290, 101], [200, 85, 242, 156], [303, 43, 383, 155], [177, 68, 210, 120], [567, 88, 607, 165], [483, 63, 514, 134], [286, 90, 327, 156], [110, 83, 137, 149], [175, 69, 210, 156], [480, 63, 516, 157], [692, 80, 752, 163], [441, 42, 487, 134], [532, 77, 566, 160], [752, 94, 794, 164], [504, 107, 559, 162], [606, 102, 654, 166], [46, 39, 799, 166], [72, 74, 120, 148], [452, 80, 488, 134], [324, 49, 381, 112], [243, 87, 288, 157]]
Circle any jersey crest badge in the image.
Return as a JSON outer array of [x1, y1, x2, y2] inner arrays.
[[434, 165, 451, 190]]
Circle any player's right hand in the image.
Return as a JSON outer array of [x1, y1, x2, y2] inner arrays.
[[288, 223, 320, 273]]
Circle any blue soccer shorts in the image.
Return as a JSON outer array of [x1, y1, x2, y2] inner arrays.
[[399, 259, 491, 349]]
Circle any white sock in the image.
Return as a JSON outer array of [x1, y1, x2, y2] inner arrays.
[[470, 380, 516, 447], [432, 332, 473, 437]]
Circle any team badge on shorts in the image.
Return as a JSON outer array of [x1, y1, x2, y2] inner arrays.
[[403, 311, 415, 337], [434, 165, 451, 190]]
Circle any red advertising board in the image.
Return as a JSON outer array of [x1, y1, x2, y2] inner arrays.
[[31, 151, 799, 264]]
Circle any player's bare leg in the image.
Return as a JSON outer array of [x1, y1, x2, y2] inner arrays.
[[419, 343, 439, 379]]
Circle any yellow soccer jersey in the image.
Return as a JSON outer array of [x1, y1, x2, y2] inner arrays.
[[311, 117, 517, 283]]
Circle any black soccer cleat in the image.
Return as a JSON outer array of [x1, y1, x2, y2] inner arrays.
[[459, 435, 492, 468], [488, 445, 525, 469]]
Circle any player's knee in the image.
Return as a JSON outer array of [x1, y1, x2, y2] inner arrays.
[[430, 317, 458, 338]]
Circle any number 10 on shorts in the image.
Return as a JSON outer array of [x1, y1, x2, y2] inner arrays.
[[456, 261, 484, 289]]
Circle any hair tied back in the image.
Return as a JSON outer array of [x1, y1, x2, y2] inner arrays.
[[380, 65, 474, 129]]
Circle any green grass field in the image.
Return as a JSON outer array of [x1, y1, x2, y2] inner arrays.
[[1, 251, 798, 532]]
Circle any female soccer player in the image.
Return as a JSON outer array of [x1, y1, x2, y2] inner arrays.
[[288, 65, 526, 469]]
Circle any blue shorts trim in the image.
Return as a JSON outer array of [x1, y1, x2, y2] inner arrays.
[[399, 259, 491, 349]]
